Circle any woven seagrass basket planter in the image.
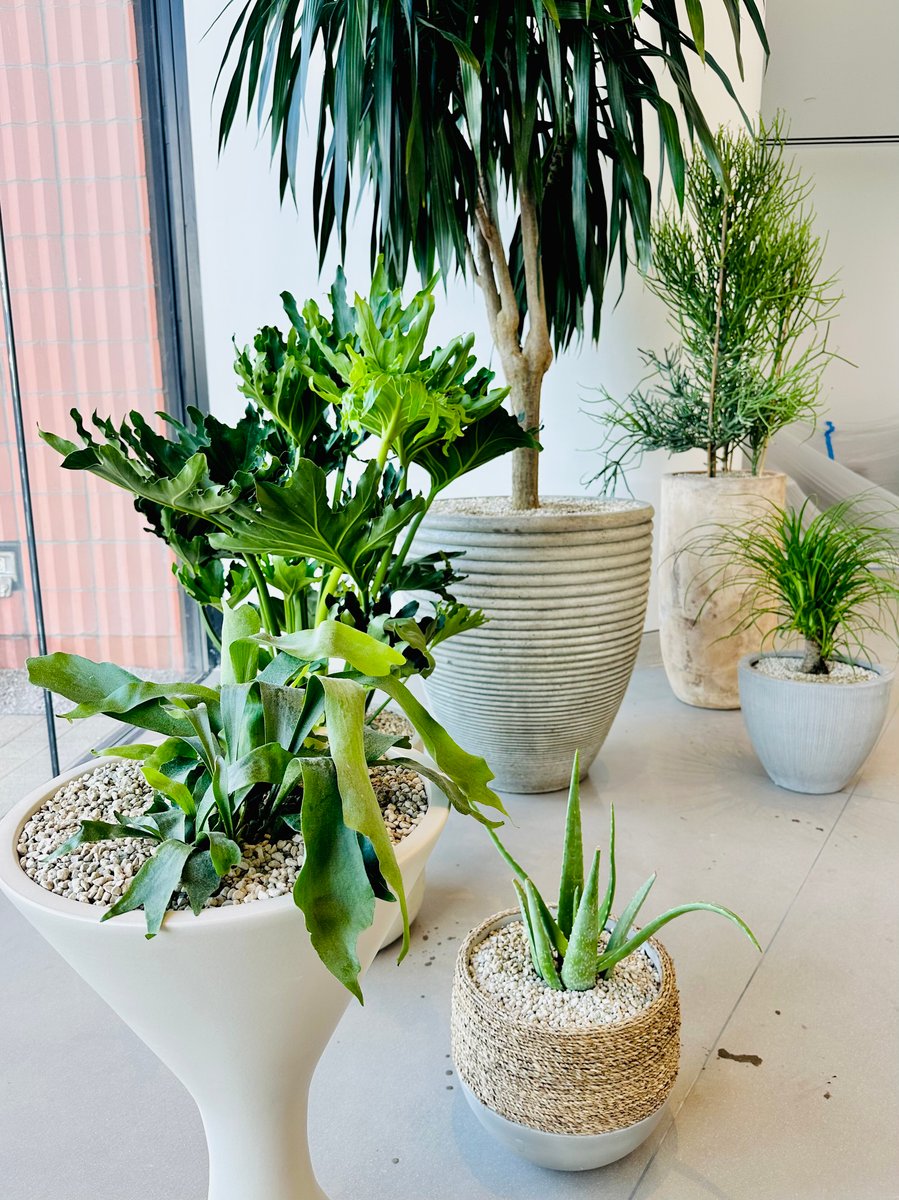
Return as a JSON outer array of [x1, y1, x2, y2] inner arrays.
[[451, 911, 681, 1171]]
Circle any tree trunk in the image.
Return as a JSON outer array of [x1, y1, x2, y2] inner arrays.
[[510, 374, 543, 510], [800, 638, 829, 675]]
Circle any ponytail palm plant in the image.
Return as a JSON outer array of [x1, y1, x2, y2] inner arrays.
[[217, 0, 767, 510]]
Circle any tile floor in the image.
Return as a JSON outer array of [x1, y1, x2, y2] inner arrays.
[[1, 637, 897, 1200]]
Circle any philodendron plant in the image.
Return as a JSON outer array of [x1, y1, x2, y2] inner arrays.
[[40, 265, 538, 662], [28, 608, 506, 1000], [704, 499, 899, 675], [490, 755, 758, 989]]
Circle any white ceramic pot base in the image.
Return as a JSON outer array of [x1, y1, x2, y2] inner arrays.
[[460, 1080, 666, 1171]]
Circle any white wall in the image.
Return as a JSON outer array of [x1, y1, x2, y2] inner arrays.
[[761, 1, 899, 430], [181, 4, 766, 626]]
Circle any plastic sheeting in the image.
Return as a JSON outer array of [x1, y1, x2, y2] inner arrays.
[[767, 423, 899, 534]]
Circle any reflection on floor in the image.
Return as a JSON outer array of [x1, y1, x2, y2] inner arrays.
[[1, 635, 897, 1200]]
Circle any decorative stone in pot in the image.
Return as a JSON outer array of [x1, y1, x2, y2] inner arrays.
[[415, 497, 654, 793], [659, 471, 787, 709], [451, 910, 680, 1170], [738, 651, 894, 794], [0, 756, 449, 1200]]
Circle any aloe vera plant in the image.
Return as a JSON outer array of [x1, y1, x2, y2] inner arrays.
[[490, 754, 759, 988]]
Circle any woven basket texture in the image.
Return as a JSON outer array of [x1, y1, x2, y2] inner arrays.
[[451, 910, 681, 1136]]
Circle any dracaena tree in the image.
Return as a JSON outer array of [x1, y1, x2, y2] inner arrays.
[[217, 0, 766, 509]]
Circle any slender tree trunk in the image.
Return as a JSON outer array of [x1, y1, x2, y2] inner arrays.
[[469, 182, 552, 511], [707, 196, 730, 479], [801, 637, 829, 675]]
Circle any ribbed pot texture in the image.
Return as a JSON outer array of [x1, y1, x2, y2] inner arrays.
[[415, 499, 654, 793], [739, 652, 894, 794], [659, 472, 787, 710]]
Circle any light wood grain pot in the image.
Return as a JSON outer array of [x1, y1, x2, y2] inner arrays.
[[451, 911, 681, 1170], [416, 498, 654, 793]]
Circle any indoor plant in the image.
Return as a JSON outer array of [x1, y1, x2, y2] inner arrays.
[[594, 124, 839, 709], [216, 0, 767, 790], [712, 500, 899, 793], [0, 610, 505, 1200], [451, 754, 758, 1169]]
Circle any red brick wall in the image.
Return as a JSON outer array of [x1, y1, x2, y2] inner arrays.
[[0, 0, 189, 672]]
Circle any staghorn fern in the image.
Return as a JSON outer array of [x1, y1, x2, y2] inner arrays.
[[490, 754, 759, 990]]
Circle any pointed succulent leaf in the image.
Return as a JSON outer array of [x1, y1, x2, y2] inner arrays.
[[488, 829, 568, 956], [561, 849, 602, 990], [512, 878, 539, 972], [525, 880, 563, 990], [603, 872, 657, 969], [596, 803, 617, 934], [557, 751, 584, 939], [598, 903, 761, 976]]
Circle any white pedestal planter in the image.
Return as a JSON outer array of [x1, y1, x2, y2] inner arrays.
[[739, 652, 894, 794], [0, 758, 449, 1200], [451, 911, 680, 1171], [659, 472, 787, 709], [416, 498, 654, 793]]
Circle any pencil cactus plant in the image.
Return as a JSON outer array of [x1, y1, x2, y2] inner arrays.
[[490, 753, 759, 988]]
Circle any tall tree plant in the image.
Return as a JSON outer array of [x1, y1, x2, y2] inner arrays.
[[216, 1, 767, 510]]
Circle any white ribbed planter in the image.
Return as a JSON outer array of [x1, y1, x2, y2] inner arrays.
[[0, 755, 449, 1200], [659, 472, 787, 710], [416, 498, 654, 793], [739, 652, 894, 794]]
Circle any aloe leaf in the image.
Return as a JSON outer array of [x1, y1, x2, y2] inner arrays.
[[602, 872, 657, 976], [597, 903, 761, 975], [557, 751, 584, 939], [293, 757, 377, 1002], [561, 848, 601, 991], [512, 878, 539, 973], [525, 879, 563, 990], [262, 621, 405, 677], [596, 803, 617, 933], [102, 839, 194, 937], [489, 829, 568, 956], [320, 676, 409, 961]]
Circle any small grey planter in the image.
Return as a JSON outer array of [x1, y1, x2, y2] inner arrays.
[[738, 652, 894, 794], [415, 498, 654, 794]]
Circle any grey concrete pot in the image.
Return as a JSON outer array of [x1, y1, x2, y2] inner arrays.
[[415, 498, 654, 793], [659, 472, 787, 710], [738, 652, 894, 794]]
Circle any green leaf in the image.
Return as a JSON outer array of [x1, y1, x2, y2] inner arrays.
[[47, 819, 157, 861], [412, 407, 539, 493], [293, 757, 377, 1002], [489, 829, 568, 957], [181, 849, 221, 915], [142, 766, 197, 817], [603, 872, 657, 967], [102, 839, 195, 937], [685, 0, 705, 59], [221, 602, 262, 685], [320, 676, 409, 960], [512, 878, 539, 971], [561, 849, 601, 990], [596, 803, 617, 933], [597, 902, 760, 975], [525, 879, 563, 989], [261, 620, 405, 676], [208, 831, 242, 876], [557, 751, 584, 939]]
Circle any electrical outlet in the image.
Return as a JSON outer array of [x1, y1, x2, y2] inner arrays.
[[0, 543, 21, 595]]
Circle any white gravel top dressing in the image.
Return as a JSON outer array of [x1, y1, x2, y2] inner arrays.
[[18, 759, 427, 911], [433, 496, 640, 518], [370, 709, 415, 740], [469, 920, 660, 1031], [754, 656, 878, 684]]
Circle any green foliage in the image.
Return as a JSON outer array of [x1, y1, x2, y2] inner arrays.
[[491, 757, 758, 989], [702, 499, 899, 674], [28, 610, 506, 996], [593, 122, 840, 491], [216, 0, 766, 354], [39, 269, 537, 661]]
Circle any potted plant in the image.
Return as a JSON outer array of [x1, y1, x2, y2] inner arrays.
[[216, 1, 767, 791], [593, 123, 840, 709], [0, 609, 506, 1200], [709, 500, 899, 793], [451, 754, 758, 1169]]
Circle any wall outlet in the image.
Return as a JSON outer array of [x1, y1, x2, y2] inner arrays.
[[0, 543, 21, 596]]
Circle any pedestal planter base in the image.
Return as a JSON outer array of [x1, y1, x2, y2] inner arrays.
[[416, 498, 654, 793], [460, 1080, 666, 1171], [739, 652, 894, 794], [0, 757, 449, 1200]]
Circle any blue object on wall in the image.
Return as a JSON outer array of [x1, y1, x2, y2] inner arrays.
[[824, 420, 836, 460]]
